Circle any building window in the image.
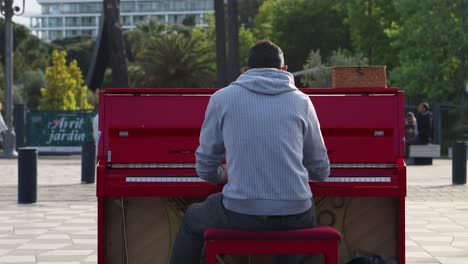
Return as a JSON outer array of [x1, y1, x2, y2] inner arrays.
[[49, 4, 61, 15], [168, 14, 185, 24], [46, 17, 63, 27], [81, 17, 96, 27], [65, 17, 79, 27], [80, 3, 101, 13], [42, 4, 50, 15], [49, 30, 63, 39], [121, 2, 133, 12], [134, 15, 148, 24], [137, 2, 152, 12], [62, 4, 80, 14], [121, 16, 132, 26], [66, 30, 80, 37]]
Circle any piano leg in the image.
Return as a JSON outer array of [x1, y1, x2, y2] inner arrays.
[[399, 197, 406, 264], [97, 197, 104, 264]]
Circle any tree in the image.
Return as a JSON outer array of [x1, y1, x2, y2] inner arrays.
[[52, 35, 96, 77], [302, 49, 367, 87], [39, 50, 92, 110], [125, 19, 217, 88], [345, 0, 399, 67], [0, 18, 52, 79], [15, 35, 52, 74], [239, 26, 256, 66], [17, 70, 46, 109], [254, 0, 351, 72], [182, 15, 196, 27], [390, 0, 465, 101], [125, 19, 168, 61], [238, 0, 265, 28], [137, 28, 216, 88]]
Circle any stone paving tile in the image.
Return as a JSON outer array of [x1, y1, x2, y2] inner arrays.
[[436, 257, 468, 263], [0, 156, 82, 187], [0, 157, 467, 263], [37, 262, 81, 264], [0, 199, 96, 264], [0, 255, 36, 262]]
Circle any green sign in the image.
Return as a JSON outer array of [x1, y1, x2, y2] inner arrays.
[[26, 111, 96, 153]]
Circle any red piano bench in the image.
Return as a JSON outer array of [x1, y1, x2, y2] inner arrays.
[[204, 226, 342, 264]]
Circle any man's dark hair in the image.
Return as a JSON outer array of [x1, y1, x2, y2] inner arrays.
[[420, 102, 430, 111], [247, 41, 284, 69]]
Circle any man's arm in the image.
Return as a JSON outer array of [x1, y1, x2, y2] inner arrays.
[[195, 96, 226, 184], [303, 99, 330, 181]]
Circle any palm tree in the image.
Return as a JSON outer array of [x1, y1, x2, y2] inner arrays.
[[138, 30, 216, 88], [126, 19, 167, 60]]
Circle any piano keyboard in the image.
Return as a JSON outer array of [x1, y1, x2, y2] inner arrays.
[[126, 176, 391, 183], [113, 163, 396, 169]]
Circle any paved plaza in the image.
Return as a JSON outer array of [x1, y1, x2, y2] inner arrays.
[[0, 157, 467, 263]]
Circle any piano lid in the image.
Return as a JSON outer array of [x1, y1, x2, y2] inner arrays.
[[99, 88, 404, 166]]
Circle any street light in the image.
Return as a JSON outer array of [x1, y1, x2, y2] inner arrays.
[[0, 0, 25, 158]]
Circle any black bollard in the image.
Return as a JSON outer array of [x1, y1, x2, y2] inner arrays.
[[13, 104, 26, 149], [81, 140, 96, 184], [452, 142, 467, 185], [18, 147, 38, 204]]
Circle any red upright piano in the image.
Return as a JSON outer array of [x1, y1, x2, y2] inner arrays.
[[97, 88, 406, 264]]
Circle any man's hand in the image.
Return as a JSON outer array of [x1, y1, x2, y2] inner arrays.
[[220, 164, 228, 184]]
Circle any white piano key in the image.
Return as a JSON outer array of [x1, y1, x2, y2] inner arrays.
[[126, 176, 390, 183], [324, 177, 391, 183]]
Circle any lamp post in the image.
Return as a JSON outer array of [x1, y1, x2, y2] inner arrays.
[[1, 0, 24, 158]]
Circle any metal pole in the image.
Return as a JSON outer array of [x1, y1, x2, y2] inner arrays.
[[461, 0, 466, 138], [432, 103, 441, 144], [18, 147, 37, 203], [1, 0, 17, 158], [227, 0, 240, 83], [81, 140, 96, 184], [13, 104, 25, 149], [214, 0, 227, 87], [452, 142, 467, 185]]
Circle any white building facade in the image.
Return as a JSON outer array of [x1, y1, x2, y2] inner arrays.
[[30, 0, 214, 41]]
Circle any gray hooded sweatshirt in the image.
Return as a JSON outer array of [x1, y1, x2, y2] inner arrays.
[[196, 68, 330, 216]]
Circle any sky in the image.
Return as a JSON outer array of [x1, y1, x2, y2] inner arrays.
[[1, 0, 41, 26]]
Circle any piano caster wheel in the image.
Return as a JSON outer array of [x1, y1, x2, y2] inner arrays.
[[333, 197, 345, 208], [318, 210, 335, 226]]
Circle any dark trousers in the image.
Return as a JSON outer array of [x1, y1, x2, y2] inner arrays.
[[170, 193, 316, 264]]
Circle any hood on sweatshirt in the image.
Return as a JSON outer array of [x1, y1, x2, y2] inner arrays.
[[230, 68, 298, 95]]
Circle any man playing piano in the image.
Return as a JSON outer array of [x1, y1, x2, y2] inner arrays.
[[170, 41, 330, 264]]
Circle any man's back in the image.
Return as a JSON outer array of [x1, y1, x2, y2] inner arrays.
[[172, 40, 329, 264], [196, 68, 329, 216]]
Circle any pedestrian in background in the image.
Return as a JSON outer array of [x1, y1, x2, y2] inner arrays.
[[0, 102, 8, 149], [405, 112, 418, 143], [416, 102, 433, 144], [405, 111, 418, 160]]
